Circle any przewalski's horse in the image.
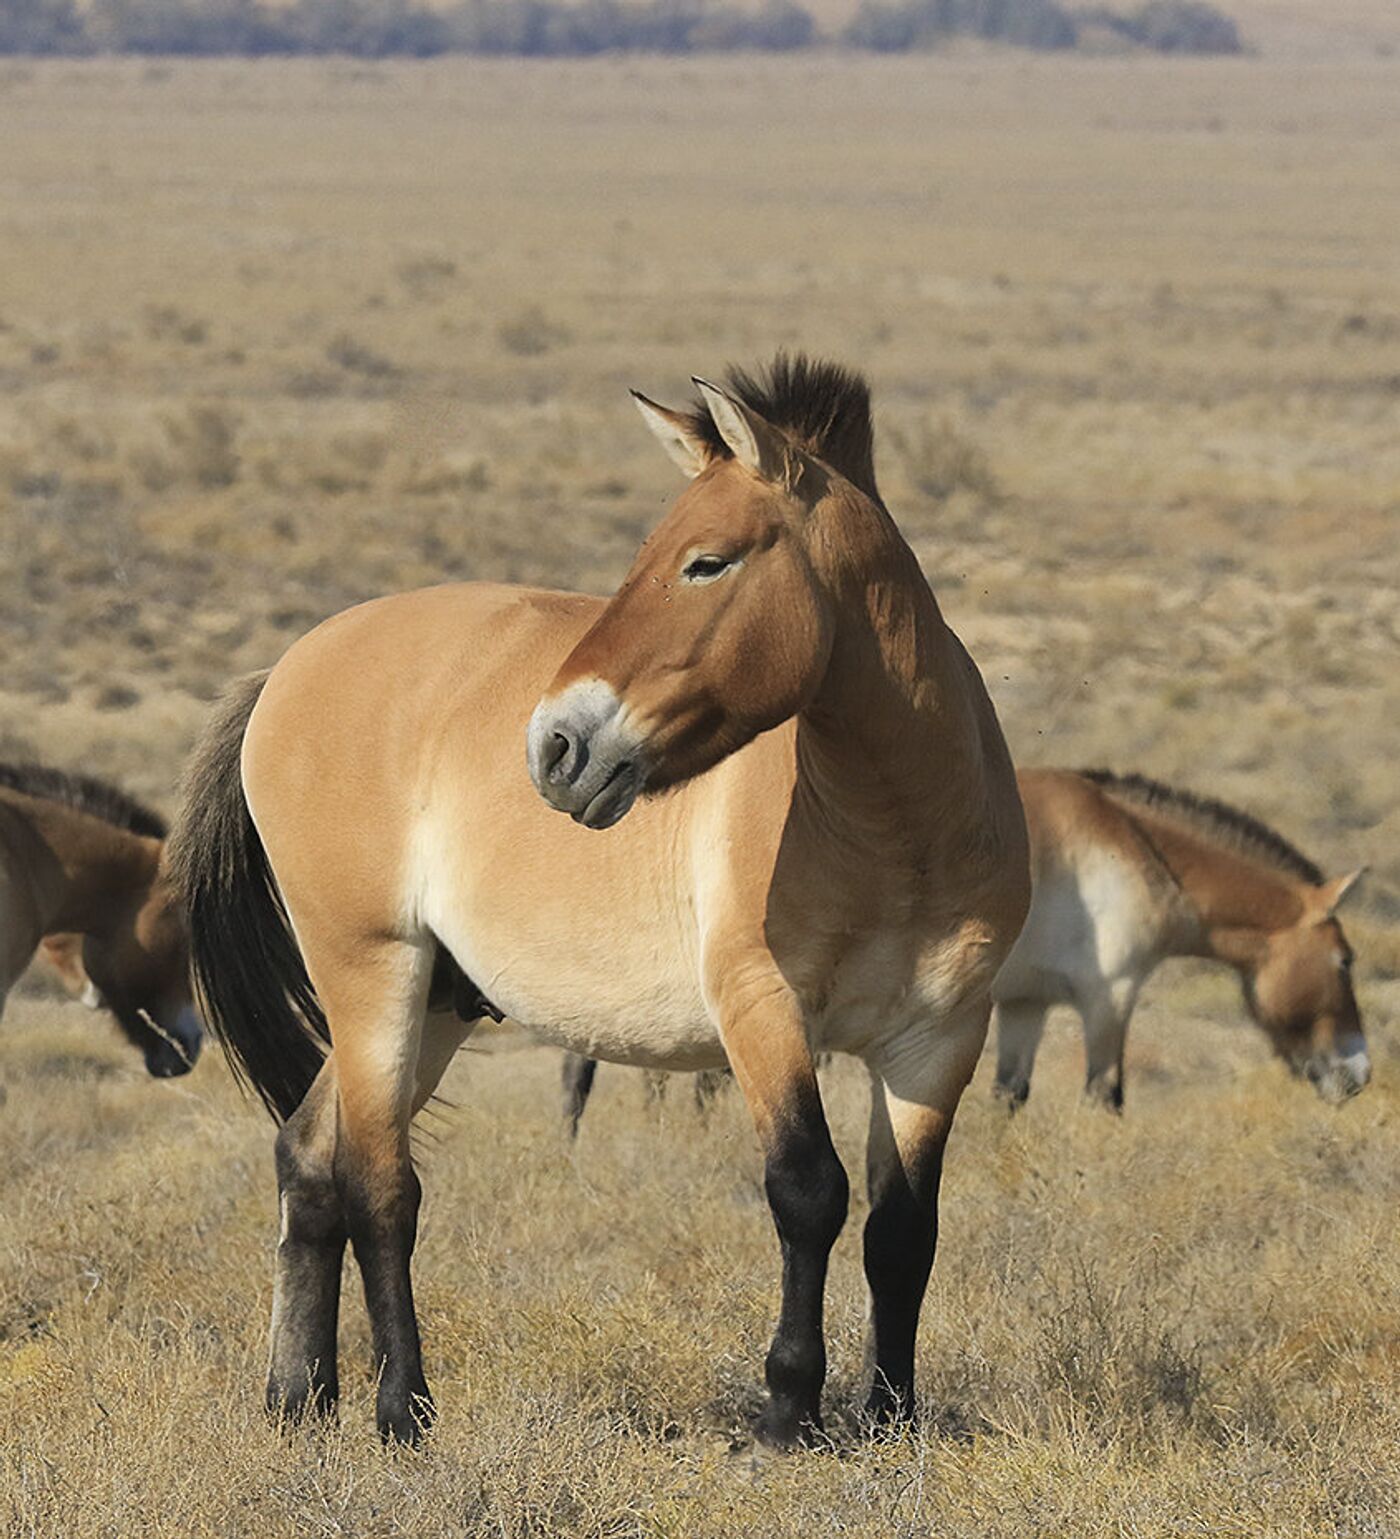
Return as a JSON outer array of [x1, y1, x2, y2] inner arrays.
[[173, 355, 1029, 1450], [0, 763, 201, 1077], [994, 768, 1369, 1111]]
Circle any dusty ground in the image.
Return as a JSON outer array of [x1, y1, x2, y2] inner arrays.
[[1, 14, 1399, 1535]]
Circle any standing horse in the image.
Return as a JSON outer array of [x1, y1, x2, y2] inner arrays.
[[563, 765, 1371, 1123], [0, 763, 201, 1076], [994, 768, 1369, 1110], [174, 355, 1029, 1449]]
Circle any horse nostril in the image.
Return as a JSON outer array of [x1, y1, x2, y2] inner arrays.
[[545, 727, 586, 786]]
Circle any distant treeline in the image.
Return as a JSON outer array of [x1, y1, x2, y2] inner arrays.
[[0, 0, 1243, 58]]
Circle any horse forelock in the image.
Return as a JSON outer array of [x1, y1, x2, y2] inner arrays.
[[679, 352, 879, 502]]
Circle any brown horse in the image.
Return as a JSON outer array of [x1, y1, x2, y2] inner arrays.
[[566, 766, 1371, 1121], [993, 768, 1369, 1110], [174, 355, 1029, 1449], [0, 763, 201, 1077]]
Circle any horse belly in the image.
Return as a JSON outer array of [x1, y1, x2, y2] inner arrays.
[[422, 856, 723, 1071]]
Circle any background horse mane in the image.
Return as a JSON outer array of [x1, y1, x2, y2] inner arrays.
[[677, 352, 880, 501], [1080, 768, 1323, 887], [0, 760, 168, 840]]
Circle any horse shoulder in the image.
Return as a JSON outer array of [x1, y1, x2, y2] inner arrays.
[[1000, 771, 1167, 1000]]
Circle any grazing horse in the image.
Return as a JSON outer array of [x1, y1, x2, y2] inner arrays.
[[564, 766, 1372, 1123], [0, 763, 201, 1077], [173, 355, 1029, 1449], [994, 768, 1369, 1110]]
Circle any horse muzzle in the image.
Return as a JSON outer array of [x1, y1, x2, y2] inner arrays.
[[144, 1005, 204, 1079], [527, 680, 645, 830], [1304, 1036, 1371, 1105]]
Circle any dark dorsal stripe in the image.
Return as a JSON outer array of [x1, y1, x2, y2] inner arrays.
[[681, 352, 880, 502], [1080, 768, 1323, 888], [0, 761, 167, 840]]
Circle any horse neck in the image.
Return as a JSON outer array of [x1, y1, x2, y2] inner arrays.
[[1124, 804, 1308, 968], [2, 789, 160, 937], [795, 490, 1003, 853]]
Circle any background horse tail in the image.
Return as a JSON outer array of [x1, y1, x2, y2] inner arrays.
[[168, 670, 328, 1122]]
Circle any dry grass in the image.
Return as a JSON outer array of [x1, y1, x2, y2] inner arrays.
[[4, 990, 1400, 1536], [1, 20, 1399, 1536]]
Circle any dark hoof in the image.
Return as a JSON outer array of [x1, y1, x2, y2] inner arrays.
[[991, 1079, 1029, 1111], [754, 1403, 824, 1452], [377, 1387, 435, 1448]]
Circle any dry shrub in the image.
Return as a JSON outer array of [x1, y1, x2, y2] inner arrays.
[[130, 403, 240, 491], [891, 418, 1001, 505], [497, 306, 572, 358]]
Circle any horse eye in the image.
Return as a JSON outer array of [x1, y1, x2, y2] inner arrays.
[[682, 554, 733, 583]]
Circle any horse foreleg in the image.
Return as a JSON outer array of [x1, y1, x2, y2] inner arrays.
[[862, 1006, 987, 1428], [719, 986, 848, 1450], [992, 997, 1047, 1109]]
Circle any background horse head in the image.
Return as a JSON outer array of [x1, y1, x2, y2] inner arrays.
[[0, 762, 201, 1078], [1239, 868, 1368, 1102]]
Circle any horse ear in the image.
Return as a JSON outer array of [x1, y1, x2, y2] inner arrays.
[[1314, 867, 1367, 918], [631, 391, 712, 479], [39, 932, 89, 996], [692, 377, 789, 483]]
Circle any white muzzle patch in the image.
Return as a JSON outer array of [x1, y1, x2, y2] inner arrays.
[[527, 679, 645, 830]]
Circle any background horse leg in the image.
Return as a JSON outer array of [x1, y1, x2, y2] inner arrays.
[[863, 1008, 987, 1427], [268, 1058, 345, 1422], [720, 990, 848, 1450], [560, 1052, 597, 1136], [992, 998, 1047, 1108], [1080, 981, 1139, 1111], [694, 1066, 730, 1111]]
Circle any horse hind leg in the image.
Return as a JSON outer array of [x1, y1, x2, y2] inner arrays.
[[297, 935, 441, 1445], [268, 1058, 346, 1423]]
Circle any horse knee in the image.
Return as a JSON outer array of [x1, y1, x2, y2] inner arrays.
[[764, 1129, 849, 1258]]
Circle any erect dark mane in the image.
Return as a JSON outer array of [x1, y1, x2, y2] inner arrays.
[[0, 761, 167, 840], [1080, 769, 1323, 888], [682, 352, 880, 501]]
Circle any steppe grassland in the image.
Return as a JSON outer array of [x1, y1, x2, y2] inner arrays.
[[2, 25, 1400, 1537]]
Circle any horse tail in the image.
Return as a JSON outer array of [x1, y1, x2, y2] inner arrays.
[[168, 670, 327, 1122]]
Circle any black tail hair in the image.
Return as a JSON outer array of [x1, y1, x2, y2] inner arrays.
[[168, 672, 328, 1122]]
